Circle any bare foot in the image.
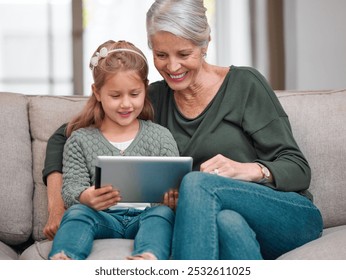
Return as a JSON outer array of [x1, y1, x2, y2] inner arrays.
[[49, 252, 71, 260], [126, 252, 157, 260]]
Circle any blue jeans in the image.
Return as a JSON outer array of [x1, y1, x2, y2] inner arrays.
[[172, 172, 323, 260], [48, 204, 174, 260]]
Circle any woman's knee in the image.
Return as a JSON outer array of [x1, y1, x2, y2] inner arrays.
[[179, 171, 212, 196], [217, 210, 248, 233], [180, 171, 243, 195]]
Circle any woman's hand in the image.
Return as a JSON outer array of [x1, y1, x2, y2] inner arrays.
[[43, 171, 65, 240], [163, 189, 179, 211], [79, 185, 122, 211], [43, 204, 65, 240], [200, 154, 264, 182]]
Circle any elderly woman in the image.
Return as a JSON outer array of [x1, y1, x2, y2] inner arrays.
[[43, 0, 323, 259]]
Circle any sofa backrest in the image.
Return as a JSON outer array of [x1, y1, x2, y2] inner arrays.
[[277, 90, 346, 228], [28, 95, 87, 241], [0, 93, 33, 245], [0, 92, 87, 245]]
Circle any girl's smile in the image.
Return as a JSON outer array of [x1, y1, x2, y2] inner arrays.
[[93, 70, 146, 141]]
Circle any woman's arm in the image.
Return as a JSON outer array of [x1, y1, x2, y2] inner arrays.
[[42, 124, 67, 239], [42, 124, 66, 240], [235, 67, 311, 191], [42, 123, 68, 185], [199, 67, 310, 192], [43, 171, 65, 240]]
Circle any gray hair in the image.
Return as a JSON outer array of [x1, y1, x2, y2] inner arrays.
[[146, 0, 211, 48]]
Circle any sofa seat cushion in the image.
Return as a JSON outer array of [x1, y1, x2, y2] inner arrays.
[[19, 239, 133, 260], [0, 241, 19, 260], [278, 225, 346, 259], [0, 93, 33, 245]]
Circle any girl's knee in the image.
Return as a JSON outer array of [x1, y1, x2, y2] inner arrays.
[[144, 205, 175, 223], [62, 204, 95, 223]]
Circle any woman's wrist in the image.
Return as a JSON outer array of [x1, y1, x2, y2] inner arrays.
[[254, 163, 273, 184], [231, 162, 263, 182]]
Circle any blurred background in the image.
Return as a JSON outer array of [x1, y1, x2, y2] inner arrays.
[[0, 0, 345, 96]]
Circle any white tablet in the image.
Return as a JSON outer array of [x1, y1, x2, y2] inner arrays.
[[95, 156, 193, 203]]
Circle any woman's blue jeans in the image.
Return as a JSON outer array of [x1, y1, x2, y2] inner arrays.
[[48, 204, 174, 260], [172, 172, 323, 260]]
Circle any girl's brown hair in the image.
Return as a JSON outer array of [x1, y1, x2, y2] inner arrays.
[[66, 40, 153, 137]]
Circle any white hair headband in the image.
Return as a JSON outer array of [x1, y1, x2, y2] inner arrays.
[[89, 47, 148, 71]]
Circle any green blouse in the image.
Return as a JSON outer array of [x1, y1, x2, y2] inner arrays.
[[43, 66, 311, 197]]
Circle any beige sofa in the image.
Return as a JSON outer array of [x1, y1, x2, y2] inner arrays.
[[0, 90, 345, 260]]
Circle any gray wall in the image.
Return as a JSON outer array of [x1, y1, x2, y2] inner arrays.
[[284, 0, 346, 90]]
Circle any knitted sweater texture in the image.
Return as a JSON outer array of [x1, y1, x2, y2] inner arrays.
[[62, 120, 179, 208]]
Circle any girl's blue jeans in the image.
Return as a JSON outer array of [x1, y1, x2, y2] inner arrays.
[[48, 204, 174, 260], [172, 172, 323, 260]]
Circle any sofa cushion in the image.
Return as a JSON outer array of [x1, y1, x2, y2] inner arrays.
[[277, 90, 346, 228], [28, 95, 87, 241], [278, 225, 346, 259], [20, 238, 133, 260], [0, 241, 19, 260], [0, 92, 33, 245]]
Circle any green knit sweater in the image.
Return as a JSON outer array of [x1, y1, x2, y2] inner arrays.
[[62, 120, 179, 208]]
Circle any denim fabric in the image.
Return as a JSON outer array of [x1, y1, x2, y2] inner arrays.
[[172, 172, 323, 260], [49, 204, 174, 260]]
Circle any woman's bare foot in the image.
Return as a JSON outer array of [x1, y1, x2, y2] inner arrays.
[[126, 252, 157, 260]]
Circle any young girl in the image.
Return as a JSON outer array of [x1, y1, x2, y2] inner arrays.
[[48, 40, 179, 260]]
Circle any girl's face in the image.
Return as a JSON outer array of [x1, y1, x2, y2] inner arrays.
[[94, 70, 146, 129], [150, 31, 207, 92]]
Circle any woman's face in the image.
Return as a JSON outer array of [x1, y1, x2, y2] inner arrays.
[[150, 31, 207, 91]]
